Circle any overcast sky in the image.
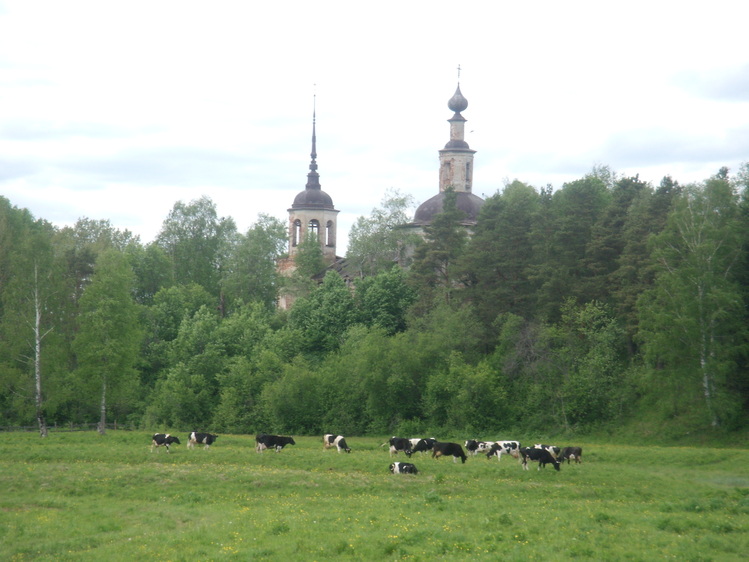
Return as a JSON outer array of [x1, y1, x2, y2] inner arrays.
[[2, 1, 748, 253]]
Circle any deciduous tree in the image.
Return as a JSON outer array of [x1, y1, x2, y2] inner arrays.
[[73, 250, 143, 434], [638, 174, 747, 427]]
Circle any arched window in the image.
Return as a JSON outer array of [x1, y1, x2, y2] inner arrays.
[[309, 219, 320, 241], [326, 220, 335, 247], [292, 219, 302, 247], [466, 162, 472, 190]]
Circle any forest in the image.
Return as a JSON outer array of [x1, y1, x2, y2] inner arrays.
[[1, 164, 748, 440]]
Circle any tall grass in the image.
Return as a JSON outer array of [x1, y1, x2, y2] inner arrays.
[[1, 431, 747, 560]]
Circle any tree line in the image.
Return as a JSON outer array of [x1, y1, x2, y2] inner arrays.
[[1, 165, 748, 438]]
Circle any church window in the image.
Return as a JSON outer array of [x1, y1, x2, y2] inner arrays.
[[292, 219, 301, 247], [309, 219, 320, 241], [326, 220, 335, 247]]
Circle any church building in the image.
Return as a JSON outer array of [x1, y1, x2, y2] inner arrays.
[[277, 79, 484, 309], [409, 81, 485, 231], [276, 107, 342, 309]]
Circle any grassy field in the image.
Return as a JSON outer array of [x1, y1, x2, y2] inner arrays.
[[1, 431, 748, 561]]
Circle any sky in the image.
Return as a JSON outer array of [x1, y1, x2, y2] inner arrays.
[[2, 1, 748, 253]]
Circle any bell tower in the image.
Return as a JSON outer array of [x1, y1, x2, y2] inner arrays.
[[286, 104, 339, 266], [411, 69, 484, 229], [439, 79, 476, 194]]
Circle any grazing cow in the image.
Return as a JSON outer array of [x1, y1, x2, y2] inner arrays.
[[534, 444, 561, 459], [187, 432, 217, 450], [520, 446, 561, 471], [384, 437, 412, 458], [465, 440, 494, 456], [390, 462, 418, 474], [255, 433, 296, 453], [409, 438, 436, 454], [559, 446, 583, 464], [432, 441, 467, 464], [151, 433, 180, 453], [485, 441, 522, 462], [323, 434, 351, 453]]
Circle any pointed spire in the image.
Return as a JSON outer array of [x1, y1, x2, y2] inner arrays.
[[306, 94, 321, 190]]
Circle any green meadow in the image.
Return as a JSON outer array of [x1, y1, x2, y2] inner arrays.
[[1, 432, 748, 561]]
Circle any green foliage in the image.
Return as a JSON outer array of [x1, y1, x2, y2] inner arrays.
[[259, 357, 324, 433], [126, 242, 173, 305], [459, 180, 539, 326], [143, 363, 213, 428], [292, 234, 326, 278], [638, 176, 747, 428], [287, 271, 357, 355], [221, 213, 286, 310], [424, 352, 506, 433], [346, 188, 420, 275], [73, 250, 143, 428], [141, 283, 215, 386], [354, 266, 416, 334], [531, 174, 611, 320], [2, 167, 749, 437], [555, 300, 628, 426], [409, 187, 468, 309], [156, 196, 237, 297]]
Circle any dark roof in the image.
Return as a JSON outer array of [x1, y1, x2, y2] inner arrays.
[[412, 191, 485, 225], [291, 188, 335, 210]]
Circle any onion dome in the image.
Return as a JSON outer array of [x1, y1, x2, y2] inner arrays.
[[448, 84, 469, 114]]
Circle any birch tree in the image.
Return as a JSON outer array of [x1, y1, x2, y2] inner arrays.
[[0, 199, 64, 435], [73, 250, 142, 434], [638, 173, 747, 427]]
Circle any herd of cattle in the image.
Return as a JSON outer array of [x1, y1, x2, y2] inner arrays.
[[150, 432, 582, 475], [384, 437, 582, 473]]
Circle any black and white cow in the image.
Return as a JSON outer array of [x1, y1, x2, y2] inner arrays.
[[255, 433, 296, 453], [384, 437, 412, 457], [559, 446, 583, 464], [520, 446, 561, 471], [390, 462, 418, 474], [485, 440, 522, 461], [533, 444, 561, 459], [465, 440, 494, 456], [187, 432, 217, 450], [323, 434, 351, 453], [409, 438, 436, 454], [432, 441, 467, 464], [151, 433, 180, 453]]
